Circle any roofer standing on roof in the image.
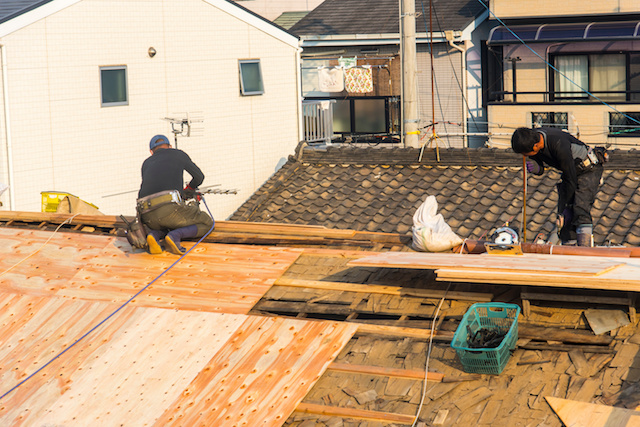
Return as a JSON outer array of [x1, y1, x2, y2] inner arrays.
[[137, 135, 214, 254], [511, 127, 606, 247]]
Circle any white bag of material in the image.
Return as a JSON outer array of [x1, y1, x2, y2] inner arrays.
[[411, 195, 463, 252]]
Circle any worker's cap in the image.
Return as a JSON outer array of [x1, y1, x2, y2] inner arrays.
[[149, 134, 170, 150]]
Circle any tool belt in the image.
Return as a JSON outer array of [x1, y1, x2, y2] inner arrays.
[[575, 146, 607, 174], [136, 190, 181, 214]]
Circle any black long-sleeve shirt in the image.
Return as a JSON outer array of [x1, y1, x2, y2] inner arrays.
[[528, 127, 589, 213], [138, 148, 204, 199]]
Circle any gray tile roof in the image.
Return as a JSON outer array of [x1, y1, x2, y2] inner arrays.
[[273, 11, 309, 30], [230, 146, 640, 247], [289, 0, 486, 36], [0, 0, 52, 24]]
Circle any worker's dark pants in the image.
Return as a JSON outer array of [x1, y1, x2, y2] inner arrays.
[[140, 201, 213, 238], [558, 164, 603, 242]]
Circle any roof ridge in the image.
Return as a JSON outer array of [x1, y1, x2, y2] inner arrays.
[[300, 146, 640, 169]]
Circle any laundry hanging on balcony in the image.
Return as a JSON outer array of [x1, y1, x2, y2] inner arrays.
[[317, 67, 345, 92], [344, 66, 373, 93]]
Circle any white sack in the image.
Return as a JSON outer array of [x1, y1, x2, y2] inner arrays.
[[411, 195, 463, 252]]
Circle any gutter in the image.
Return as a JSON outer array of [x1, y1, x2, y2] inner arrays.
[[295, 46, 304, 143], [0, 44, 14, 209]]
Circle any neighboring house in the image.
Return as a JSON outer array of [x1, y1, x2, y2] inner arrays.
[[289, 0, 491, 148], [232, 0, 324, 22], [0, 0, 301, 218], [486, 0, 640, 148]]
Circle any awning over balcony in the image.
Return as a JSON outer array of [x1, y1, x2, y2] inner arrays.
[[488, 21, 640, 45]]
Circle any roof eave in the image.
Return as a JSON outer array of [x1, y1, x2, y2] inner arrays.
[[205, 0, 299, 48], [299, 31, 460, 47], [461, 9, 490, 40], [0, 0, 80, 38]]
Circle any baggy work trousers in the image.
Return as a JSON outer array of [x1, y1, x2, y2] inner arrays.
[[557, 164, 603, 242], [140, 201, 213, 238]]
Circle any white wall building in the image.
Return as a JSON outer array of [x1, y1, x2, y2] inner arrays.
[[0, 0, 302, 218]]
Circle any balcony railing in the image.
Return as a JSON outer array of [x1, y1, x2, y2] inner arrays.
[[302, 100, 335, 145]]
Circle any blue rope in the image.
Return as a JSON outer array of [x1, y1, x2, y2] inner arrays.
[[476, 0, 640, 127], [0, 197, 216, 401]]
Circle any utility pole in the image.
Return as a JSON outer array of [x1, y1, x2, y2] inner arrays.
[[400, 0, 419, 147]]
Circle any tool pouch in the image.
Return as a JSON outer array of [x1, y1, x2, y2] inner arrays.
[[120, 214, 148, 250], [593, 146, 609, 164]]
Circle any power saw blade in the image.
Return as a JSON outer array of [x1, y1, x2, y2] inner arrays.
[[484, 243, 523, 256]]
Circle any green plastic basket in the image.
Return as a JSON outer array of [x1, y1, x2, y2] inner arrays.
[[450, 303, 520, 375]]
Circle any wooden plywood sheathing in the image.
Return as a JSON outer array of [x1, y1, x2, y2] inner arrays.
[[0, 293, 358, 425]]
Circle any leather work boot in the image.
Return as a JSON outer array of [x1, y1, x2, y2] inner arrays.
[[146, 229, 165, 254], [165, 225, 198, 255]]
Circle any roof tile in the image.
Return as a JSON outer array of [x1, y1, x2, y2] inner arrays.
[[231, 146, 640, 246]]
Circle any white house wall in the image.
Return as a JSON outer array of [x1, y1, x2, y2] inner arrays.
[[0, 0, 300, 218]]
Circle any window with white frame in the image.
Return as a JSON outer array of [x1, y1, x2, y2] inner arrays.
[[100, 66, 128, 107], [239, 59, 264, 96]]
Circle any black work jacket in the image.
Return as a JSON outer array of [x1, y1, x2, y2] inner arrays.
[[528, 127, 589, 213], [138, 148, 204, 199]]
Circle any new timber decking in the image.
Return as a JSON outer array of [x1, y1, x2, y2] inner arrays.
[[0, 228, 357, 426]]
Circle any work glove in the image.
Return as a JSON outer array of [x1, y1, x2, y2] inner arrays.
[[184, 184, 202, 201], [556, 207, 572, 230], [525, 159, 542, 174], [183, 184, 197, 200]]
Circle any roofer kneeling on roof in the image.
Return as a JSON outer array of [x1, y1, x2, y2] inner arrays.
[[136, 134, 214, 255], [511, 127, 607, 247]]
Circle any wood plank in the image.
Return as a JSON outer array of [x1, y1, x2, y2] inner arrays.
[[295, 402, 415, 424], [328, 362, 444, 381], [350, 252, 624, 276], [522, 291, 631, 306], [545, 396, 640, 427], [356, 323, 454, 340], [0, 212, 409, 244], [519, 343, 615, 354], [454, 386, 493, 411], [436, 262, 640, 293], [275, 277, 493, 301]]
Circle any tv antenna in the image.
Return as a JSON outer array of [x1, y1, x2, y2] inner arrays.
[[161, 116, 191, 149]]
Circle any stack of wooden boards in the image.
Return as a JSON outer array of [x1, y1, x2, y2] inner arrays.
[[349, 252, 640, 292]]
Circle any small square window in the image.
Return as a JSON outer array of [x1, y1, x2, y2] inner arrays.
[[239, 60, 264, 96], [609, 112, 640, 137], [100, 66, 128, 107], [532, 112, 568, 130]]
